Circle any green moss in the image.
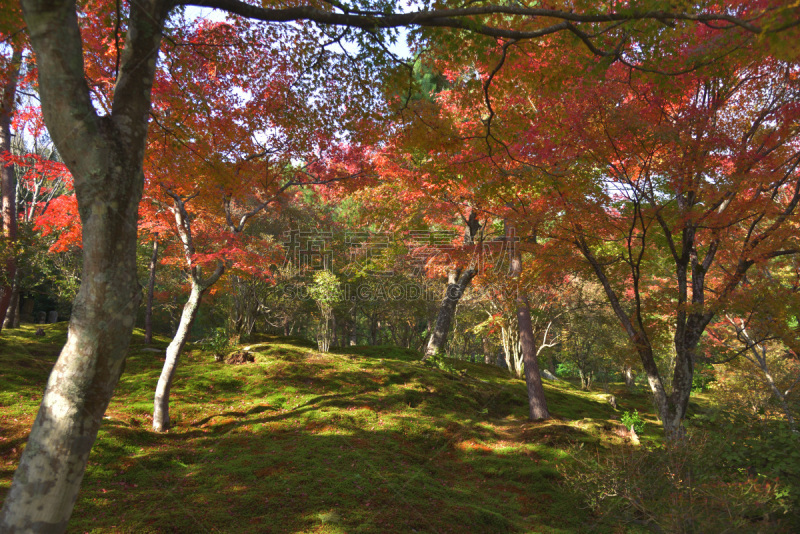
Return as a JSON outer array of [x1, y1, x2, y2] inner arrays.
[[1, 329, 666, 533]]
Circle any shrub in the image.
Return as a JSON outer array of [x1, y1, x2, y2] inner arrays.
[[691, 362, 716, 392], [621, 409, 644, 434], [560, 433, 791, 532], [205, 327, 232, 360], [695, 414, 800, 521], [423, 352, 458, 374]]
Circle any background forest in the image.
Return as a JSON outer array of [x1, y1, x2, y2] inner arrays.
[[1, 0, 800, 532]]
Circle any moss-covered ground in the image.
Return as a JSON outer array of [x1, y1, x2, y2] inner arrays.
[[1, 324, 667, 533]]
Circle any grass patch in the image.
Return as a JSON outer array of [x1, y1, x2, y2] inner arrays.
[[1, 328, 666, 533]]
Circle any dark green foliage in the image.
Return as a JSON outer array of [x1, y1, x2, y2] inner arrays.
[[422, 352, 459, 374], [691, 362, 716, 392], [620, 410, 645, 434], [204, 327, 233, 358]]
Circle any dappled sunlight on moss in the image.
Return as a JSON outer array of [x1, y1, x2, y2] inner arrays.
[[1, 330, 678, 532]]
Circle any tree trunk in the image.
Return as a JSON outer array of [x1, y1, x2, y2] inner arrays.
[[728, 316, 798, 434], [153, 283, 203, 432], [762, 365, 797, 433], [370, 313, 378, 345], [576, 234, 684, 438], [0, 161, 143, 530], [424, 267, 476, 358], [0, 0, 166, 526], [518, 295, 550, 420], [496, 350, 508, 370], [578, 367, 594, 390], [665, 337, 696, 438], [152, 190, 225, 432], [0, 47, 22, 333], [505, 218, 549, 420], [144, 237, 158, 344], [623, 365, 635, 389], [482, 336, 493, 365], [3, 275, 20, 328], [349, 305, 357, 345], [499, 322, 519, 374], [331, 312, 338, 348]]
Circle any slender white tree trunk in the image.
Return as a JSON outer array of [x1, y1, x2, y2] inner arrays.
[[153, 283, 204, 432]]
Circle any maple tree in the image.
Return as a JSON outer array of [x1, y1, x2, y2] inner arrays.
[[337, 144, 485, 357], [358, 72, 495, 359], [385, 14, 800, 436], [558, 279, 632, 390], [3, 0, 799, 529], [3, 145, 72, 325], [368, 63, 561, 418], [557, 61, 800, 437], [145, 16, 382, 432], [362, 139, 555, 417], [703, 261, 800, 431], [434, 39, 800, 435]]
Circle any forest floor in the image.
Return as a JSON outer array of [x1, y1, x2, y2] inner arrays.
[[1, 323, 692, 533]]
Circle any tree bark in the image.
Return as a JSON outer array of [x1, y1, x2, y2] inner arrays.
[[330, 312, 338, 348], [144, 237, 159, 344], [576, 234, 688, 438], [0, 1, 166, 528], [728, 316, 798, 434], [153, 283, 204, 432], [3, 274, 20, 328], [517, 294, 550, 420], [424, 267, 476, 358], [349, 305, 358, 345], [152, 191, 224, 432], [369, 313, 378, 345], [0, 46, 23, 333], [623, 365, 635, 389], [505, 219, 550, 420], [482, 336, 493, 365]]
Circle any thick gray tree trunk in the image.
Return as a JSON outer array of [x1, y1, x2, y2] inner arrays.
[[424, 267, 476, 358], [0, 1, 167, 529], [144, 237, 159, 344]]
